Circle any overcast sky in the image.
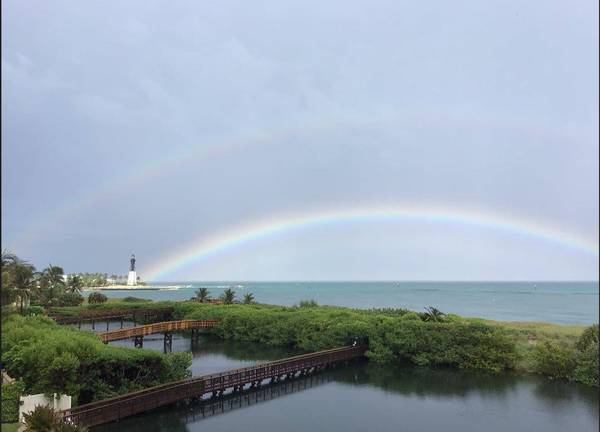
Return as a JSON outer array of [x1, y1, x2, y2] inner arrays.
[[2, 0, 598, 281]]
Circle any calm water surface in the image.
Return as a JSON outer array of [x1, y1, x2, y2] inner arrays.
[[95, 333, 599, 432], [86, 281, 600, 324]]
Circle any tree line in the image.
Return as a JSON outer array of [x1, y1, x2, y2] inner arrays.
[[1, 251, 86, 313], [193, 287, 255, 304]]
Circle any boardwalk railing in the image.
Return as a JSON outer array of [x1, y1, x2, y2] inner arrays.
[[61, 345, 367, 427], [99, 320, 218, 343], [181, 371, 333, 423]]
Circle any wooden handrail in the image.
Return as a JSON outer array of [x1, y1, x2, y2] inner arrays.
[[99, 320, 218, 342], [60, 345, 367, 427]]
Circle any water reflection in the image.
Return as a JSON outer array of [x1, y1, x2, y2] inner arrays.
[[96, 335, 598, 432], [97, 372, 335, 432]]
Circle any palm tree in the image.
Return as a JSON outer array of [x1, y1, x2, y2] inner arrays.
[[23, 404, 88, 432], [1, 251, 18, 267], [243, 293, 255, 304], [12, 261, 37, 314], [221, 288, 235, 304], [423, 306, 445, 322], [36, 283, 64, 309], [35, 265, 66, 308], [1, 251, 19, 306], [40, 264, 65, 289], [67, 275, 84, 294], [195, 287, 210, 303]]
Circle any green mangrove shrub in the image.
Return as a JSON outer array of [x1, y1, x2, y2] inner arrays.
[[87, 292, 107, 304], [1, 315, 191, 404], [531, 341, 577, 380], [1, 380, 25, 423], [180, 303, 516, 373], [573, 324, 599, 386], [57, 293, 84, 307]]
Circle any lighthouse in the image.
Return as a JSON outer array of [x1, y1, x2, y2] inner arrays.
[[127, 254, 137, 286]]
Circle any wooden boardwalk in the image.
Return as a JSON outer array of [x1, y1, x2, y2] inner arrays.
[[60, 345, 367, 427], [176, 371, 333, 424], [99, 319, 218, 343]]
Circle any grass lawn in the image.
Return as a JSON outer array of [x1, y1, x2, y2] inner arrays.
[[1, 423, 19, 432]]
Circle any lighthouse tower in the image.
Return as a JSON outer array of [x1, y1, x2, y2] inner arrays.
[[127, 254, 137, 286]]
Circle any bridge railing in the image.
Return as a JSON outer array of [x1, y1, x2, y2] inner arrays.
[[99, 319, 218, 342], [61, 345, 367, 427]]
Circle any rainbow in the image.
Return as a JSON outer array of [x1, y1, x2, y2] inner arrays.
[[145, 206, 599, 281], [8, 120, 340, 249], [9, 111, 567, 251]]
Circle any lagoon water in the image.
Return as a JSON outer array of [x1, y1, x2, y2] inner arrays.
[[96, 333, 599, 432], [87, 281, 599, 324]]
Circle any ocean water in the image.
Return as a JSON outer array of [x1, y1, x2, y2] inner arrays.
[[85, 281, 599, 324]]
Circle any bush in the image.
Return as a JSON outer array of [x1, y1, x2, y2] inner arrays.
[[22, 404, 88, 431], [1, 316, 191, 404], [122, 297, 151, 303], [298, 300, 318, 308], [576, 324, 599, 351], [179, 302, 517, 373], [87, 292, 107, 304], [57, 293, 84, 307], [573, 342, 599, 386], [400, 312, 422, 321], [1, 380, 25, 423], [381, 321, 516, 372], [531, 341, 577, 380], [572, 324, 599, 386], [24, 305, 45, 316]]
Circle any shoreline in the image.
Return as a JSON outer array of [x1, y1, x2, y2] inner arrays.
[[83, 285, 179, 291]]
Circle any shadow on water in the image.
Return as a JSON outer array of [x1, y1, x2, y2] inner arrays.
[[532, 376, 599, 418], [189, 335, 305, 361], [95, 368, 337, 432]]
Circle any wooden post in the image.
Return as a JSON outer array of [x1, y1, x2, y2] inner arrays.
[[164, 332, 172, 353], [92, 319, 95, 330], [106, 320, 110, 331], [120, 317, 123, 329]]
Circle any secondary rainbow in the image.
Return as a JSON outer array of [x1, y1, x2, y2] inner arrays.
[[10, 111, 566, 251], [145, 206, 599, 281]]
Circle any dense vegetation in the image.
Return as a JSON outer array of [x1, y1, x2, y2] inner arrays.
[[22, 405, 87, 432], [175, 302, 518, 372], [2, 266, 596, 417], [44, 299, 598, 387], [1, 315, 191, 405], [1, 380, 25, 423], [1, 252, 84, 315], [87, 292, 107, 304]]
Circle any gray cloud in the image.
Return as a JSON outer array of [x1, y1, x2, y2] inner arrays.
[[2, 0, 598, 280]]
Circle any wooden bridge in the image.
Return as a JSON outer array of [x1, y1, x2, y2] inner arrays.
[[60, 345, 367, 427], [99, 319, 218, 350], [144, 370, 334, 427]]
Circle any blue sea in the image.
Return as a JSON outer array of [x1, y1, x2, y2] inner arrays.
[[86, 281, 599, 325]]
